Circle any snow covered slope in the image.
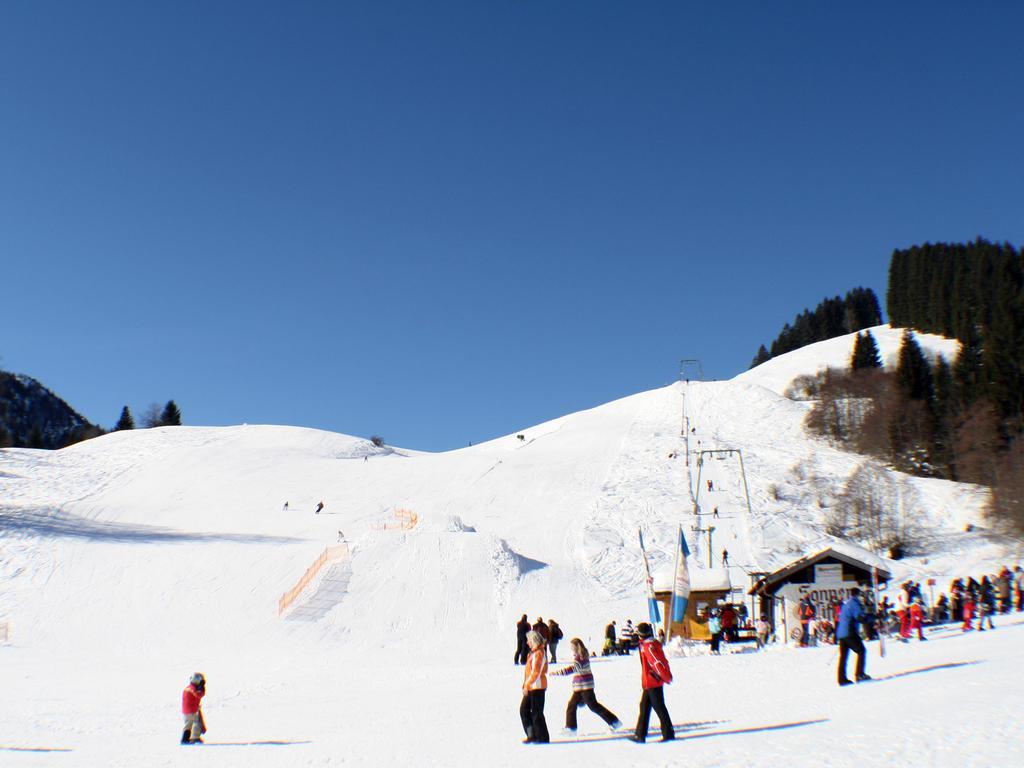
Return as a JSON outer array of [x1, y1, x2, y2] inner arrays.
[[736, 324, 961, 397], [0, 326, 1018, 768]]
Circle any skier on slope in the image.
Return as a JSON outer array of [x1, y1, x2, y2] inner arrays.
[[629, 622, 674, 743], [181, 673, 206, 744], [551, 638, 622, 736], [520, 631, 550, 744]]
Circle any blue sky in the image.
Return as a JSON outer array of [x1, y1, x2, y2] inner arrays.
[[2, 2, 1022, 451]]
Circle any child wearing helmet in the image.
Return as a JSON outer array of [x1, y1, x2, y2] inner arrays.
[[181, 673, 206, 744]]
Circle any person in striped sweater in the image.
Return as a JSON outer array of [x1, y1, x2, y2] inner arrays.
[[552, 638, 622, 735], [519, 630, 550, 744]]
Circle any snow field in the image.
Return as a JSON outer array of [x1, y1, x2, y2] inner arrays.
[[1, 324, 1019, 766]]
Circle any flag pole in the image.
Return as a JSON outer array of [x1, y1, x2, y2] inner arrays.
[[666, 524, 682, 643]]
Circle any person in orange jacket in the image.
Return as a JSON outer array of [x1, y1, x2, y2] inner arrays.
[[181, 673, 206, 744], [519, 631, 550, 744], [629, 622, 674, 743]]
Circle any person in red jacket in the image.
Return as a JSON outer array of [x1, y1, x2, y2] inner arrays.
[[181, 673, 206, 744], [962, 593, 976, 632], [629, 622, 674, 743], [909, 599, 926, 641]]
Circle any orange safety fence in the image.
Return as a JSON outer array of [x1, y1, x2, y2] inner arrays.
[[278, 544, 350, 616], [372, 507, 418, 531]]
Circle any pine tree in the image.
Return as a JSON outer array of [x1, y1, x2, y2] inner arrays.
[[114, 406, 135, 431], [895, 331, 934, 402], [954, 323, 985, 407], [750, 345, 770, 369], [932, 355, 956, 478], [850, 330, 882, 371], [160, 400, 182, 426]]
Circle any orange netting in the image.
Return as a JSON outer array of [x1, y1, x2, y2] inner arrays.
[[278, 544, 350, 615], [372, 508, 418, 531]]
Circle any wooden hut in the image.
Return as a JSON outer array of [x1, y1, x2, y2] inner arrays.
[[653, 566, 731, 640]]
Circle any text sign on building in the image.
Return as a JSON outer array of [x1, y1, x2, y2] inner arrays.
[[815, 563, 843, 584]]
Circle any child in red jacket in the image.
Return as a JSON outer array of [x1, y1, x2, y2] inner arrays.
[[962, 595, 975, 632], [629, 623, 674, 743], [181, 673, 206, 744], [909, 600, 926, 641]]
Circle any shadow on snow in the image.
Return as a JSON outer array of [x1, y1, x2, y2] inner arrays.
[[678, 718, 828, 742], [0, 507, 303, 545], [872, 660, 983, 682], [198, 740, 313, 747]]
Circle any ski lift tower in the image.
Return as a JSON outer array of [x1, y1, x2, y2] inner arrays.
[[678, 359, 704, 500]]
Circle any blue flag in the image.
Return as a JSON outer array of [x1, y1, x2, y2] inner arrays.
[[671, 527, 691, 623]]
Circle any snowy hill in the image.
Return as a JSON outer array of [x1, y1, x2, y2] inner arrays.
[[735, 324, 961, 396], [0, 326, 1019, 767]]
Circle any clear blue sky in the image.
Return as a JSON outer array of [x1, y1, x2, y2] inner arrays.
[[3, 2, 1022, 451]]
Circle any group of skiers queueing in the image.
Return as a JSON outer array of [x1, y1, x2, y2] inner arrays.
[[514, 615, 564, 663], [519, 620, 675, 744]]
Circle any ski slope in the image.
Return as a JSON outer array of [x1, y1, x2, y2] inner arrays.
[[1, 325, 1019, 767]]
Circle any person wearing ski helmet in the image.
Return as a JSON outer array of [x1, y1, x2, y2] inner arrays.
[[181, 672, 206, 744], [629, 622, 674, 743]]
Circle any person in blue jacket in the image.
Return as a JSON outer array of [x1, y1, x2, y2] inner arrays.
[[836, 587, 871, 686]]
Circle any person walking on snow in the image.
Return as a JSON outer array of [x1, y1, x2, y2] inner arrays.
[[514, 614, 530, 665], [909, 598, 926, 641], [721, 549, 729, 566], [520, 631, 550, 744], [181, 673, 206, 744], [552, 638, 622, 735], [547, 619, 563, 663], [315, 501, 324, 515], [630, 622, 674, 743], [836, 588, 870, 686]]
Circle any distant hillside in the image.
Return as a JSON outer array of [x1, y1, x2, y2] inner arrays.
[[0, 371, 100, 449]]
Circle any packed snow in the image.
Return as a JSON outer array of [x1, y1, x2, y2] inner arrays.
[[1, 325, 1020, 767]]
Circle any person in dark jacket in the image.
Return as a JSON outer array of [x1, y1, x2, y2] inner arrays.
[[603, 621, 617, 656], [514, 614, 531, 665], [629, 622, 674, 743], [533, 617, 551, 643], [836, 589, 870, 686], [547, 619, 564, 663]]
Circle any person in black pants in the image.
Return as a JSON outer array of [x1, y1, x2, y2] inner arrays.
[[514, 614, 530, 665], [520, 631, 550, 744], [630, 622, 675, 743], [836, 588, 871, 686]]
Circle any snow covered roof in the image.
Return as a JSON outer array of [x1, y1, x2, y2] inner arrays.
[[652, 565, 731, 593], [749, 546, 892, 595]]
